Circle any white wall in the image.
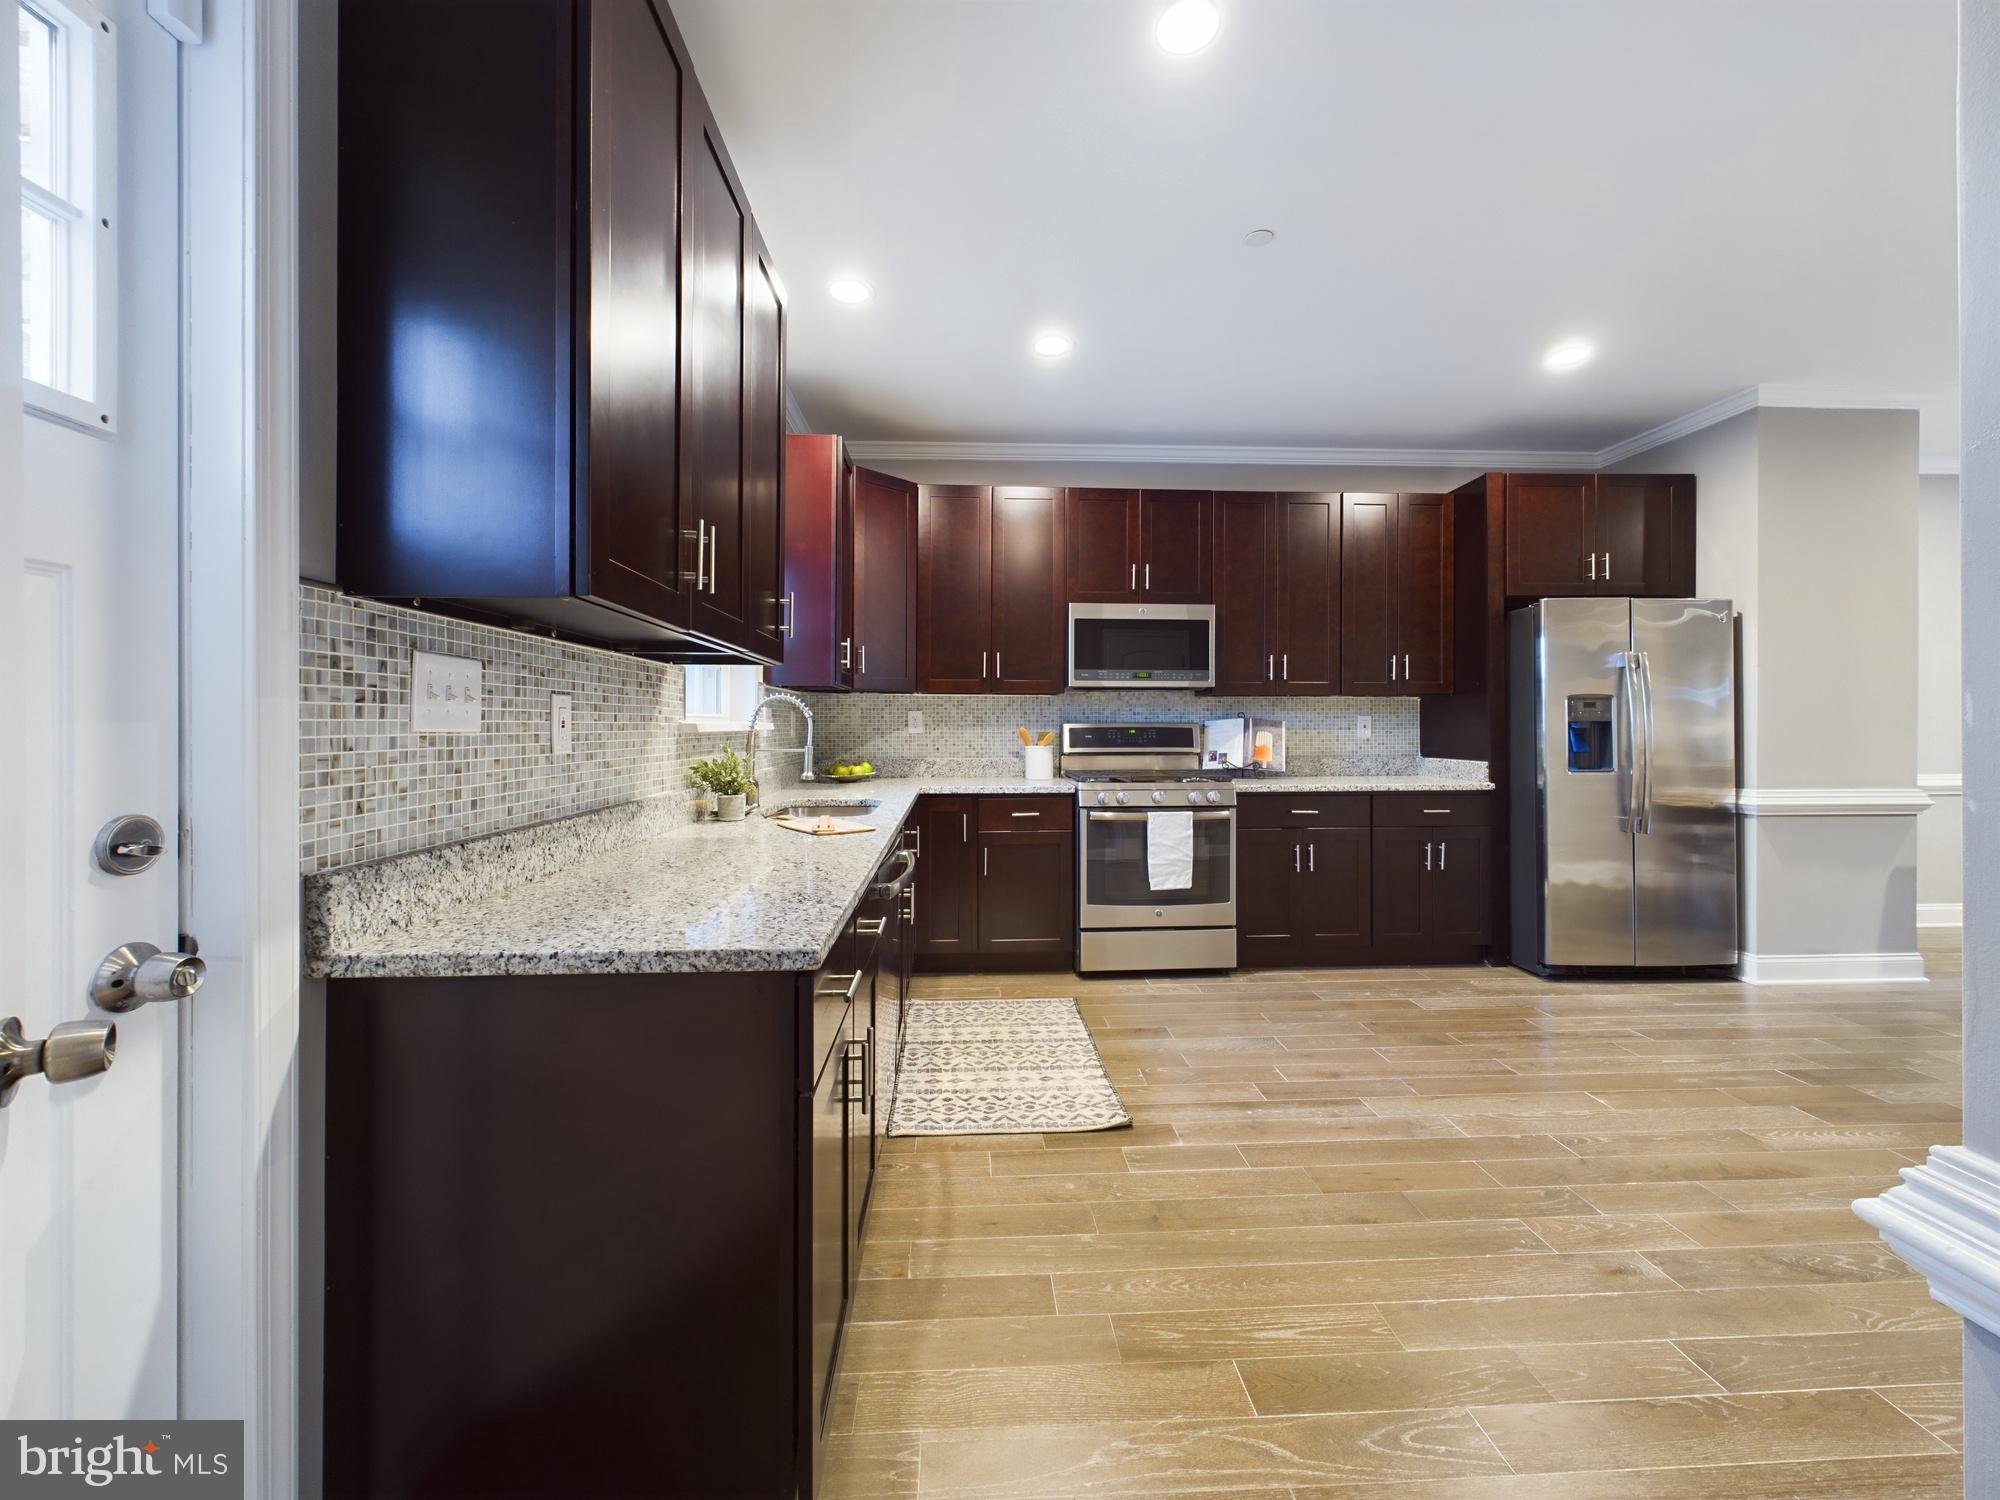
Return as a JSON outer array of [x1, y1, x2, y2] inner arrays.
[[1918, 473, 1964, 923]]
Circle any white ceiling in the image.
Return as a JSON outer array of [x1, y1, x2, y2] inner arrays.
[[672, 0, 1959, 468]]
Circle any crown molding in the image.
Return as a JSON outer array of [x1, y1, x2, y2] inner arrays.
[[839, 384, 1946, 475], [1855, 1146, 2000, 1339], [1733, 786, 1933, 816], [784, 387, 813, 436], [841, 439, 1596, 470]]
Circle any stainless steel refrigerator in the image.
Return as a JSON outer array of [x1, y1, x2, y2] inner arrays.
[[1508, 598, 1738, 974]]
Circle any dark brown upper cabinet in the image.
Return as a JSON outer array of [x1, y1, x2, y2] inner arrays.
[[1340, 493, 1454, 696], [852, 467, 920, 692], [917, 486, 1066, 693], [916, 486, 994, 693], [1211, 491, 1337, 694], [1505, 474, 1695, 600], [768, 442, 917, 694], [766, 436, 853, 693], [1212, 492, 1277, 693], [1065, 489, 1211, 603], [335, 0, 785, 661]]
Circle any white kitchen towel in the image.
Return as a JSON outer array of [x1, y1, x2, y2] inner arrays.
[[1147, 810, 1195, 890]]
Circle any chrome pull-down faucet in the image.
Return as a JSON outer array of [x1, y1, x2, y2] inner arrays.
[[744, 690, 815, 809]]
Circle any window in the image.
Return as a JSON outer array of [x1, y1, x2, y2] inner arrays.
[[684, 664, 763, 729], [19, 0, 115, 432]]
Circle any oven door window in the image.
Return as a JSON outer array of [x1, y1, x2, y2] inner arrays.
[[1084, 812, 1233, 909], [1072, 617, 1211, 675]]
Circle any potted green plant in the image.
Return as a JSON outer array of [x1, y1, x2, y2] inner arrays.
[[689, 747, 755, 822]]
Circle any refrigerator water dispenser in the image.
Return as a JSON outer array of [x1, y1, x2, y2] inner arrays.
[[1565, 695, 1614, 772]]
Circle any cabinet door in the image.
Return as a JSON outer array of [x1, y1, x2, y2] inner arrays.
[[978, 832, 1075, 956], [991, 486, 1066, 693], [1300, 826, 1372, 955], [683, 104, 750, 643], [766, 436, 848, 691], [1213, 492, 1276, 692], [740, 237, 787, 660], [1274, 493, 1338, 693], [1138, 490, 1210, 602], [1237, 826, 1301, 967], [843, 1016, 870, 1295], [807, 1003, 848, 1440], [1506, 474, 1597, 598], [1371, 827, 1432, 944], [1430, 826, 1491, 946], [581, 0, 689, 628], [853, 467, 918, 692], [1338, 492, 1395, 695], [1596, 474, 1694, 597], [914, 799, 978, 955], [1067, 488, 1137, 602], [1394, 493, 1454, 694], [917, 487, 991, 692]]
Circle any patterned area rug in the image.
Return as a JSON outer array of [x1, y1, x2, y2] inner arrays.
[[888, 998, 1133, 1137]]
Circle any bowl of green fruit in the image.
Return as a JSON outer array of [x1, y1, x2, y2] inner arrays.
[[822, 760, 877, 782]]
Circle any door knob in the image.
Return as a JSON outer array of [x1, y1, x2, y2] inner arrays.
[[91, 942, 206, 1013], [0, 1015, 117, 1108]]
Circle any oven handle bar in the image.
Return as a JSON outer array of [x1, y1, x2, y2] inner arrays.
[[1084, 810, 1236, 822]]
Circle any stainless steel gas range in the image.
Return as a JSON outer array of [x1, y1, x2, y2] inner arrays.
[[1065, 723, 1237, 972]]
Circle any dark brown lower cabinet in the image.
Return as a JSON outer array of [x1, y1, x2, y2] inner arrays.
[[912, 797, 977, 957], [1239, 792, 1492, 966], [911, 795, 1076, 969]]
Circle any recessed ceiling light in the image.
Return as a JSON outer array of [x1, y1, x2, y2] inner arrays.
[[828, 276, 874, 305], [1031, 331, 1074, 360], [1244, 228, 1276, 247], [1155, 0, 1221, 55], [1542, 338, 1595, 372]]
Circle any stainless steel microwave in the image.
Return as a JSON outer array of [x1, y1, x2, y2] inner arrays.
[[1067, 603, 1215, 689]]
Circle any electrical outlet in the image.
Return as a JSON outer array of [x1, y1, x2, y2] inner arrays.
[[551, 693, 574, 755], [411, 650, 483, 734], [1357, 714, 1372, 741], [907, 710, 924, 733]]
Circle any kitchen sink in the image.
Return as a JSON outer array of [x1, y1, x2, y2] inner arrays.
[[764, 799, 881, 820]]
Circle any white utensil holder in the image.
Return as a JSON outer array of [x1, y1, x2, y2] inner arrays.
[[1023, 745, 1055, 781]]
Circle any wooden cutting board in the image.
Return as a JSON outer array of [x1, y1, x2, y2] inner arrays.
[[772, 815, 878, 837]]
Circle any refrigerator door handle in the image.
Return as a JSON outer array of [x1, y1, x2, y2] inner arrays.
[[1619, 650, 1642, 834], [1634, 649, 1657, 835]]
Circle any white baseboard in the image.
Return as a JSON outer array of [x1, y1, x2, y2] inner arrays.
[[1855, 1146, 2000, 1338], [1736, 950, 1929, 985], [1917, 902, 1964, 929]]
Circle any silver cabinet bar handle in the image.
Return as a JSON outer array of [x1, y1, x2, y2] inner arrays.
[[695, 520, 708, 591], [1587, 552, 1597, 581], [1145, 563, 1151, 589], [1425, 841, 1433, 871], [980, 650, 987, 679], [856, 917, 887, 936], [1404, 653, 1410, 680], [1282, 653, 1288, 681], [1604, 552, 1612, 581], [859, 644, 867, 675], [1307, 841, 1315, 873], [962, 812, 968, 841], [1009, 810, 1040, 817], [1439, 839, 1447, 870], [780, 590, 796, 637], [1131, 563, 1137, 591], [995, 652, 1001, 679], [1423, 808, 1451, 814], [1293, 842, 1301, 874], [1267, 655, 1274, 681], [1390, 654, 1397, 682], [982, 846, 989, 878], [841, 637, 852, 671]]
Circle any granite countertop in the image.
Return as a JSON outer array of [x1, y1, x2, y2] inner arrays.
[[305, 769, 1493, 981]]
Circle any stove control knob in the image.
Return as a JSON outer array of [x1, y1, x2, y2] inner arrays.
[[1186, 791, 1200, 804], [1206, 790, 1221, 804], [1150, 790, 1165, 805], [1115, 791, 1128, 805], [1096, 791, 1110, 805]]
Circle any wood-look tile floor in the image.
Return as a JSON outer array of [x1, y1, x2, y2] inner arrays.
[[821, 934, 1964, 1498]]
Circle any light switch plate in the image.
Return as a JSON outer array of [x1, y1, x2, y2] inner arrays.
[[1357, 714, 1372, 741], [412, 650, 483, 734], [551, 693, 574, 755], [907, 710, 924, 733]]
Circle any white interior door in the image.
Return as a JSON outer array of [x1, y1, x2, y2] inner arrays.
[[1, 0, 185, 1420]]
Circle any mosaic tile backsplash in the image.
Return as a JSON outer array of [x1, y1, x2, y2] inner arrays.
[[299, 586, 802, 874], [791, 689, 1444, 779]]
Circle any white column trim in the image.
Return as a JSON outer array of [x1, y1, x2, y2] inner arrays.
[[1736, 951, 1929, 985], [1856, 1147, 2000, 1337], [1733, 787, 1934, 816], [1917, 903, 1964, 929], [1918, 771, 1964, 795]]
